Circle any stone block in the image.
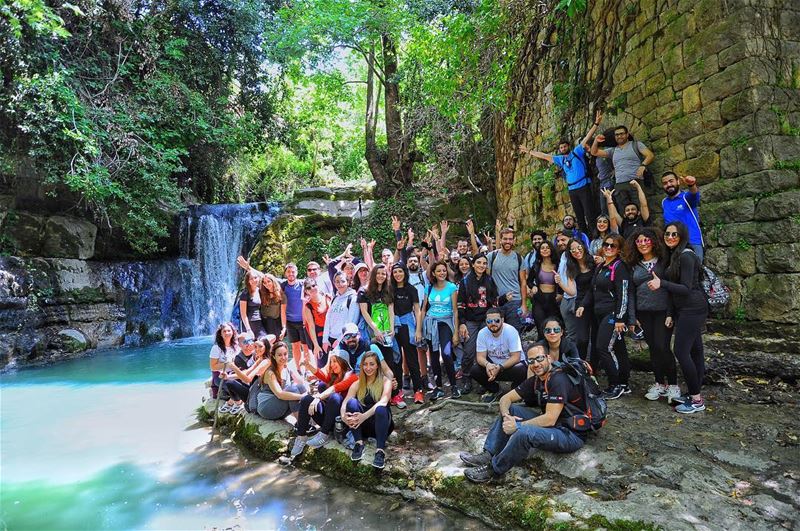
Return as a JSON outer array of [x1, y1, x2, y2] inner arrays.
[[661, 45, 684, 77], [5, 212, 45, 255], [650, 124, 668, 141], [702, 197, 755, 223], [705, 247, 728, 274], [685, 128, 725, 159], [720, 86, 785, 122], [41, 215, 97, 260], [644, 73, 666, 98], [727, 246, 756, 276], [642, 101, 683, 126], [742, 273, 800, 323], [701, 169, 799, 203], [701, 101, 723, 130], [682, 22, 738, 66], [718, 219, 800, 247], [753, 109, 782, 136], [719, 138, 774, 178], [656, 86, 675, 106], [682, 84, 701, 113], [674, 152, 720, 184], [754, 189, 800, 221], [756, 243, 800, 273], [672, 55, 720, 91], [772, 136, 800, 166], [656, 14, 695, 51], [780, 9, 800, 39], [669, 111, 704, 144], [662, 144, 687, 167], [700, 58, 773, 106]]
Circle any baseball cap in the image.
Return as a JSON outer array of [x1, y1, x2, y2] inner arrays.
[[341, 323, 359, 339]]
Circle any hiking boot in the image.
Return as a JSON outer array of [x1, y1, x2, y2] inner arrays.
[[676, 397, 706, 414], [645, 383, 667, 401], [350, 442, 365, 462], [666, 385, 683, 405], [413, 391, 424, 404], [390, 394, 407, 409], [464, 464, 500, 483], [602, 385, 625, 400], [290, 436, 307, 458], [372, 449, 386, 469], [481, 391, 500, 404], [427, 388, 446, 402], [461, 380, 473, 395], [459, 450, 492, 467], [451, 387, 462, 399], [307, 432, 331, 449]]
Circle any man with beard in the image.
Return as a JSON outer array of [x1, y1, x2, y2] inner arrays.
[[591, 125, 655, 210], [469, 308, 526, 403], [661, 172, 704, 261], [603, 179, 650, 238], [479, 225, 529, 332], [523, 230, 548, 272], [560, 215, 590, 248]]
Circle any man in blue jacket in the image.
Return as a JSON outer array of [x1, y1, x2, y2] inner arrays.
[[661, 172, 704, 262]]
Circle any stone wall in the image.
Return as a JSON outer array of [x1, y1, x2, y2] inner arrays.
[[495, 0, 800, 328]]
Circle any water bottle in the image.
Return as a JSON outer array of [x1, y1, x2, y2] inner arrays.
[[334, 416, 346, 444]]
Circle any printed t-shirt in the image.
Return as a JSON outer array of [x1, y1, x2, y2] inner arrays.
[[393, 284, 418, 316], [476, 323, 522, 363], [427, 281, 458, 319]]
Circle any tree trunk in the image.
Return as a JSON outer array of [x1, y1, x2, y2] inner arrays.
[[381, 34, 412, 193], [364, 45, 389, 188]]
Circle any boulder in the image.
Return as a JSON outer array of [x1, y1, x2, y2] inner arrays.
[[4, 211, 46, 255], [41, 215, 97, 259]]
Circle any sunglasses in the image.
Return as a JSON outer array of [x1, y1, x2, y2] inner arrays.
[[544, 327, 561, 334], [569, 247, 582, 253], [486, 318, 501, 325], [307, 267, 319, 272], [665, 231, 679, 238], [635, 238, 652, 245], [603, 242, 618, 249], [614, 132, 627, 137], [527, 354, 547, 364]]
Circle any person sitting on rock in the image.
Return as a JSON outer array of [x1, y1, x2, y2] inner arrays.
[[255, 341, 308, 423], [210, 322, 240, 411], [341, 349, 395, 469], [460, 346, 587, 483], [469, 307, 527, 404], [291, 349, 358, 457]]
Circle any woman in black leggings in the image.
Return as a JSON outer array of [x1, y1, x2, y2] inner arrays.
[[625, 227, 679, 403], [527, 241, 560, 338], [564, 238, 595, 360], [390, 263, 425, 404], [576, 233, 634, 400], [649, 222, 708, 414]]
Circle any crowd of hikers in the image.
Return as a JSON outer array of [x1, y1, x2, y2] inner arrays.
[[209, 123, 716, 480]]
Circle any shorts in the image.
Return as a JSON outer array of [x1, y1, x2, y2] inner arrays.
[[286, 320, 308, 344]]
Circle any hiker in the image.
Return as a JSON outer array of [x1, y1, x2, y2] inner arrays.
[[239, 270, 267, 340], [661, 172, 704, 262], [210, 322, 239, 406], [321, 271, 360, 353], [527, 240, 560, 339], [255, 341, 308, 422], [469, 307, 527, 403], [390, 263, 425, 404], [534, 316, 580, 362], [302, 277, 331, 368]]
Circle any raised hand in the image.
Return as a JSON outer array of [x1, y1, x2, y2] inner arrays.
[[601, 188, 614, 201], [595, 134, 606, 144], [466, 219, 475, 234], [322, 254, 331, 265], [647, 271, 661, 291], [396, 236, 407, 250], [391, 215, 401, 231], [682, 175, 697, 187], [440, 220, 449, 234], [237, 255, 250, 271], [360, 237, 368, 249], [594, 109, 604, 124]]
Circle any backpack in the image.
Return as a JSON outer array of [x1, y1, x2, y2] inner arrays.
[[682, 249, 730, 311], [546, 358, 607, 433], [631, 141, 654, 187]]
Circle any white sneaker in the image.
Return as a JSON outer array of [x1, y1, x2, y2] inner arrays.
[[307, 432, 331, 449], [645, 383, 666, 401], [666, 385, 683, 404], [290, 436, 307, 458]]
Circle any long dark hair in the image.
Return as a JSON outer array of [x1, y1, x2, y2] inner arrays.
[[365, 264, 393, 304], [623, 227, 666, 266], [454, 256, 473, 284], [664, 222, 691, 282], [534, 241, 558, 269], [593, 214, 612, 240], [390, 263, 408, 289], [264, 341, 289, 384], [214, 322, 236, 351], [565, 238, 592, 279], [427, 259, 450, 285]]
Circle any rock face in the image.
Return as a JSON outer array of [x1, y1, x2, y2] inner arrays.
[[495, 0, 800, 334]]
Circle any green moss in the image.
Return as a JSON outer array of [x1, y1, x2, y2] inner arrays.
[[60, 286, 107, 304], [584, 514, 661, 531]]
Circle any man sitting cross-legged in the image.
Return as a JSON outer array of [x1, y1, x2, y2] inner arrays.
[[460, 345, 587, 483], [468, 307, 528, 404]]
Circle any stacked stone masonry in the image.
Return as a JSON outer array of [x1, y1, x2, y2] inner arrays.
[[496, 0, 800, 326]]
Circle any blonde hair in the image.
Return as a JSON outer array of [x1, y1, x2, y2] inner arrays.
[[356, 351, 385, 403]]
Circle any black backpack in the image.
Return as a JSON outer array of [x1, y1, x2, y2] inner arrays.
[[547, 358, 607, 433]]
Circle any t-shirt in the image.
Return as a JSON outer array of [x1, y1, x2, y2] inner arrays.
[[476, 323, 522, 363], [514, 371, 585, 422], [426, 281, 458, 318], [487, 250, 524, 301], [606, 141, 647, 184], [239, 290, 262, 322], [209, 344, 236, 364], [552, 144, 590, 190], [282, 280, 304, 322], [662, 191, 703, 246], [393, 284, 419, 316], [596, 156, 614, 184], [620, 215, 650, 238], [357, 290, 392, 333]]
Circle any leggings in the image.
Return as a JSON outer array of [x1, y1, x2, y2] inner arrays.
[[376, 343, 402, 398], [673, 311, 707, 395], [395, 323, 423, 392], [637, 310, 676, 385], [574, 310, 592, 361], [431, 321, 457, 388], [532, 290, 559, 338], [346, 398, 394, 449], [593, 312, 630, 386], [297, 384, 343, 436]]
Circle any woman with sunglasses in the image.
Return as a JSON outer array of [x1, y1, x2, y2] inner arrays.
[[589, 211, 619, 264], [564, 239, 595, 360], [648, 222, 708, 414], [576, 233, 633, 400], [302, 278, 332, 369], [526, 241, 560, 339], [390, 263, 425, 404], [624, 227, 679, 403], [535, 316, 580, 362]]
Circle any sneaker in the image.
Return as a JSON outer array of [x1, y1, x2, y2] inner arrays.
[[390, 394, 407, 409], [427, 388, 446, 402], [451, 387, 462, 399], [631, 327, 645, 341], [668, 392, 691, 406], [229, 403, 244, 414], [602, 385, 625, 400], [464, 464, 499, 483], [620, 384, 632, 395], [645, 383, 666, 401], [350, 442, 365, 462], [459, 450, 492, 467], [372, 449, 386, 469], [413, 391, 424, 404], [481, 392, 500, 404], [307, 432, 331, 449], [290, 436, 307, 458], [676, 397, 706, 414], [218, 403, 231, 413], [666, 385, 683, 404], [461, 380, 473, 395]]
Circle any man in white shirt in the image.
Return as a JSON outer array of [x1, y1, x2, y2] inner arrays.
[[469, 308, 528, 403]]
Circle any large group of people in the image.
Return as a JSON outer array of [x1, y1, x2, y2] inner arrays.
[[209, 125, 710, 479]]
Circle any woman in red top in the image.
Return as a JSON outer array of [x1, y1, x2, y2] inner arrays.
[[291, 350, 358, 456], [302, 278, 331, 369]]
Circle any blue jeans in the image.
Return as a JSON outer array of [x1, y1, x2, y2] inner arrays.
[[345, 398, 394, 449], [483, 404, 584, 475], [296, 384, 343, 436]]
